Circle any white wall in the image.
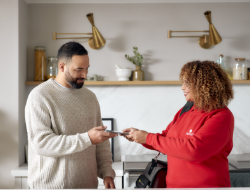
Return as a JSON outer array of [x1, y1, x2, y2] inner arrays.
[[19, 0, 28, 166], [0, 0, 19, 188], [25, 2, 250, 162], [26, 3, 250, 81], [0, 0, 28, 188]]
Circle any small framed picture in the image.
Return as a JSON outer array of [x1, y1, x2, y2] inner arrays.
[[25, 144, 28, 164], [102, 118, 114, 161]]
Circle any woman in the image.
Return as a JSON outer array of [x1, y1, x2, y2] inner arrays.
[[123, 60, 234, 188]]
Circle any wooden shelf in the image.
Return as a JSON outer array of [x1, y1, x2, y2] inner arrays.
[[25, 80, 250, 86], [230, 80, 250, 84]]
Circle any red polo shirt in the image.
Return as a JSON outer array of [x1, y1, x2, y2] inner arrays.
[[144, 106, 234, 188]]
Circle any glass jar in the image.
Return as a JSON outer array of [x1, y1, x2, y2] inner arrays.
[[34, 46, 46, 81], [216, 54, 233, 80], [248, 68, 250, 80], [47, 56, 58, 79], [233, 58, 247, 80]]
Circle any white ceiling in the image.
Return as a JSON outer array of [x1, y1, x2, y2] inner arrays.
[[24, 0, 250, 4]]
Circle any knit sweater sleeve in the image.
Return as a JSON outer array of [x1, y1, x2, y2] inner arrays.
[[95, 98, 116, 179], [25, 93, 92, 157]]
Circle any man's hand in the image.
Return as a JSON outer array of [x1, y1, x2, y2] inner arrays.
[[88, 126, 117, 145], [121, 127, 139, 142], [104, 176, 115, 189], [130, 130, 148, 144]]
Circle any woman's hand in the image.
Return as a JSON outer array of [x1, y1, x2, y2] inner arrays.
[[130, 130, 148, 144], [122, 127, 139, 142]]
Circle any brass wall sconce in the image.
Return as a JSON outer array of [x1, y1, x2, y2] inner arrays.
[[168, 11, 222, 49], [53, 13, 105, 50]]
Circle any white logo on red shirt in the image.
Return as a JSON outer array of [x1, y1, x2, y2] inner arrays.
[[186, 129, 194, 136]]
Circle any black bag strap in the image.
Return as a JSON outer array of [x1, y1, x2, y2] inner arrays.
[[148, 159, 157, 175], [156, 159, 167, 166], [179, 101, 194, 117]]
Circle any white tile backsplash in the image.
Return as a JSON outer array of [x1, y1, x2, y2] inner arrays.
[[27, 84, 250, 161], [87, 85, 250, 161]]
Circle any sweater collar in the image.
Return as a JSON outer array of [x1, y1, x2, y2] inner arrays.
[[50, 78, 83, 93]]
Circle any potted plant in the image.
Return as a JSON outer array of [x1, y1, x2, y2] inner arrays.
[[125, 46, 144, 81]]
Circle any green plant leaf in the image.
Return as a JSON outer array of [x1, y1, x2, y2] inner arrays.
[[125, 46, 143, 66]]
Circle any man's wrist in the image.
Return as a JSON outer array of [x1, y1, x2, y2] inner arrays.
[[104, 176, 114, 179]]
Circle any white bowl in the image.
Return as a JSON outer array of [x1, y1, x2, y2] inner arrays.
[[115, 69, 132, 81]]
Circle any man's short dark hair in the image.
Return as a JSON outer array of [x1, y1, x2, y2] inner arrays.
[[57, 41, 88, 65]]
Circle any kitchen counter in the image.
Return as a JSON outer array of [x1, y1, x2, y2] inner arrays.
[[11, 162, 123, 177], [11, 162, 123, 189], [11, 160, 250, 189]]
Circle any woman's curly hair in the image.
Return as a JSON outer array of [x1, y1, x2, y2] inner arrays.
[[179, 60, 234, 112]]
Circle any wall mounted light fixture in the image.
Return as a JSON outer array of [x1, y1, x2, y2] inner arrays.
[[168, 11, 222, 49], [53, 13, 105, 50]]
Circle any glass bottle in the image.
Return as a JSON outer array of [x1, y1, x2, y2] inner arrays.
[[217, 54, 225, 70], [233, 58, 247, 80], [47, 56, 58, 79], [34, 46, 46, 81], [216, 54, 232, 80], [248, 68, 250, 80]]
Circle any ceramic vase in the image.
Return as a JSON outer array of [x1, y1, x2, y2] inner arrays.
[[133, 66, 144, 81]]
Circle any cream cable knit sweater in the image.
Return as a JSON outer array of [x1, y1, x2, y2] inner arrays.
[[25, 79, 115, 189]]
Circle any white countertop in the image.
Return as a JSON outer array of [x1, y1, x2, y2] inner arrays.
[[11, 162, 123, 177], [11, 163, 28, 177]]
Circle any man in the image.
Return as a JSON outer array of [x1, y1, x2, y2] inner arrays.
[[25, 42, 117, 189]]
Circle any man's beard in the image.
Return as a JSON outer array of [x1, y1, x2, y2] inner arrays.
[[65, 70, 84, 89]]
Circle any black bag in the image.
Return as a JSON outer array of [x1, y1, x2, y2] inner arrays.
[[135, 153, 167, 188]]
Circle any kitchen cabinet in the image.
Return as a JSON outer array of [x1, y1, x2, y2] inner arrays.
[[11, 162, 123, 189]]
